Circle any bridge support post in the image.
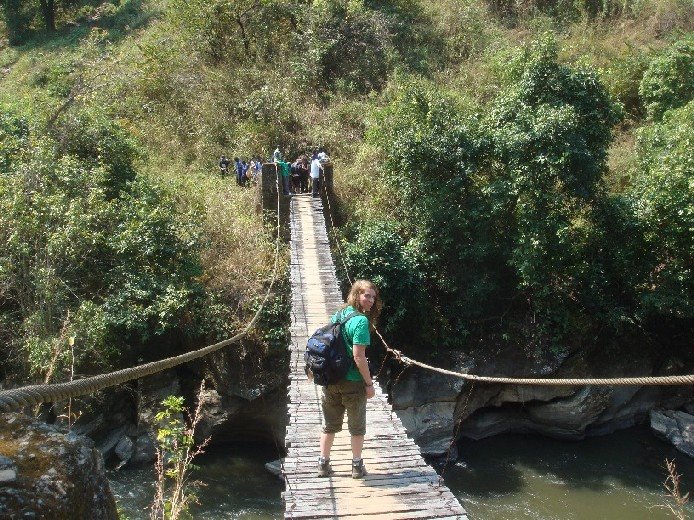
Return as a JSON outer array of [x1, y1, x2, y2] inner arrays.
[[319, 162, 334, 220], [321, 163, 333, 193]]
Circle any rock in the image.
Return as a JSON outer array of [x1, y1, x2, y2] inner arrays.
[[397, 401, 459, 454], [587, 387, 662, 436], [0, 469, 17, 483], [130, 433, 156, 465], [525, 387, 611, 438], [196, 387, 233, 440], [389, 339, 694, 447], [114, 436, 134, 464], [96, 425, 127, 459], [0, 412, 118, 519], [188, 346, 289, 446], [265, 459, 284, 479], [391, 363, 467, 456], [137, 371, 181, 428], [72, 415, 105, 437], [650, 410, 694, 458]]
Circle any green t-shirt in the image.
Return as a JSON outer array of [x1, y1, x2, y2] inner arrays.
[[278, 161, 290, 177], [331, 306, 370, 382]]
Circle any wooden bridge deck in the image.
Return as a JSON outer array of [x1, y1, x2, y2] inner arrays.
[[284, 193, 468, 519]]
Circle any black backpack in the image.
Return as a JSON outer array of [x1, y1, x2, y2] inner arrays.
[[304, 311, 362, 386]]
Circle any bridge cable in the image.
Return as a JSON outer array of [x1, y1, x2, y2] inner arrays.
[[319, 170, 694, 387], [0, 168, 284, 413]]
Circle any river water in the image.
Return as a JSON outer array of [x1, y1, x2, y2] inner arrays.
[[110, 427, 694, 519]]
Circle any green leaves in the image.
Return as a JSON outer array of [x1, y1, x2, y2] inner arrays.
[[628, 101, 693, 319], [639, 37, 694, 122], [357, 37, 645, 352], [0, 104, 205, 378]]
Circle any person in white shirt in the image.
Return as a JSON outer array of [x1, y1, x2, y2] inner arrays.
[[310, 151, 322, 198]]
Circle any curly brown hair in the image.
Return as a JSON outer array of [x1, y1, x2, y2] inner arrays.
[[344, 279, 382, 326]]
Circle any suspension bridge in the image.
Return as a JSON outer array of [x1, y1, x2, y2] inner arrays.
[[283, 192, 467, 519], [1, 165, 692, 519]]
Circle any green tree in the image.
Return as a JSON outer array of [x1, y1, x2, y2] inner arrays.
[[640, 37, 694, 122], [367, 81, 510, 350], [1, 0, 58, 43], [629, 101, 693, 320], [486, 37, 622, 338], [0, 105, 205, 379], [344, 220, 426, 345]]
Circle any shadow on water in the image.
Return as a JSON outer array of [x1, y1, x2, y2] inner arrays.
[[444, 426, 694, 520]]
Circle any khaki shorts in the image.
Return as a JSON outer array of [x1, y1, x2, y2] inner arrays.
[[321, 379, 367, 436]]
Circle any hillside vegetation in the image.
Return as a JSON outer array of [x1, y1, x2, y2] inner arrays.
[[0, 0, 692, 388]]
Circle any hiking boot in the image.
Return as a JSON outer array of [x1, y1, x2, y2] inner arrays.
[[352, 459, 367, 479], [317, 459, 334, 478]]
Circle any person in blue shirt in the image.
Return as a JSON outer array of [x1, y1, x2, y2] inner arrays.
[[318, 279, 382, 479], [234, 157, 245, 186]]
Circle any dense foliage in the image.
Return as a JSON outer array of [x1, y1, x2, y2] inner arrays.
[[345, 33, 691, 356], [0, 106, 206, 379], [629, 101, 693, 320], [0, 0, 692, 381]]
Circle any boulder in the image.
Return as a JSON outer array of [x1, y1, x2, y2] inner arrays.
[[396, 401, 459, 454], [114, 436, 134, 465], [391, 358, 468, 456], [265, 459, 284, 479], [188, 348, 289, 446], [130, 433, 157, 465], [0, 413, 117, 519], [388, 338, 694, 449], [650, 409, 694, 458]]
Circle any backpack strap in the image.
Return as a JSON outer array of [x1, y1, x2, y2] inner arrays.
[[338, 310, 363, 325]]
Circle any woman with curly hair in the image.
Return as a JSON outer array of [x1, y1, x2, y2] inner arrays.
[[318, 279, 382, 479]]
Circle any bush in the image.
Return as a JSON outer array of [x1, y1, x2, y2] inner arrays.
[[629, 101, 693, 320], [365, 80, 514, 350], [486, 37, 622, 333], [0, 109, 30, 172], [344, 220, 425, 345], [639, 37, 694, 121], [51, 107, 140, 197], [300, 1, 393, 94], [0, 104, 205, 379]]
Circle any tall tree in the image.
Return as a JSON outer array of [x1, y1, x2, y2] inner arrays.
[[39, 0, 55, 32]]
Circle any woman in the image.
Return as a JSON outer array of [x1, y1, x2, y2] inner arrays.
[[318, 279, 382, 479]]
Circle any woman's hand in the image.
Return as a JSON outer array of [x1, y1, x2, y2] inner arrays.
[[365, 384, 376, 399]]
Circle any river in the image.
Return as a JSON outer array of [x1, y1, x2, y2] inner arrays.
[[110, 427, 693, 519]]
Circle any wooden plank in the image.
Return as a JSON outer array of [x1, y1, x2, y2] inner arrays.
[[285, 507, 467, 520], [285, 195, 466, 520]]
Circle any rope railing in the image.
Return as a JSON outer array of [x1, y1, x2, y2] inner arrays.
[[395, 355, 694, 386], [0, 168, 284, 413], [319, 170, 694, 388]]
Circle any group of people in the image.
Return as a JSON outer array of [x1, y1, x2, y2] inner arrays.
[[274, 147, 331, 198], [218, 147, 330, 196], [218, 155, 263, 186]]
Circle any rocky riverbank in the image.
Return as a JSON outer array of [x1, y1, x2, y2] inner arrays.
[[68, 345, 289, 470], [389, 343, 694, 458], [0, 413, 117, 519]]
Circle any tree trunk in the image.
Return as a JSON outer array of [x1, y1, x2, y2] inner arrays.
[[39, 0, 56, 32]]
